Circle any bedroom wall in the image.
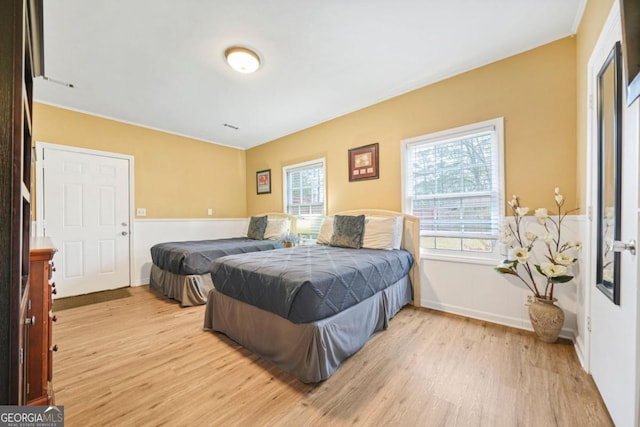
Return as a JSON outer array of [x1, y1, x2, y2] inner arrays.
[[32, 103, 247, 219], [245, 36, 577, 216], [244, 36, 581, 339]]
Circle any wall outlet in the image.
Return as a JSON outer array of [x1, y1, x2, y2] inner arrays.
[[207, 208, 213, 216], [137, 208, 146, 217], [525, 295, 535, 305]]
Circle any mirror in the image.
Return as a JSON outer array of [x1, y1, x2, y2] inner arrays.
[[596, 41, 622, 305]]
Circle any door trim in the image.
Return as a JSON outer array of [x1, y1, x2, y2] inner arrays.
[[584, 0, 621, 373], [34, 142, 135, 287]]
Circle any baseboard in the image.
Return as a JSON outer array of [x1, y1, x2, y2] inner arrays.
[[574, 335, 588, 370], [131, 278, 148, 287], [422, 299, 576, 341]]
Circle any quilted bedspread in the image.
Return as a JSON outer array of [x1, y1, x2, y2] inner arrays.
[[150, 238, 282, 275], [211, 245, 413, 323]]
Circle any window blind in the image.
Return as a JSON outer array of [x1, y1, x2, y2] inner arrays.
[[284, 160, 325, 236], [406, 127, 500, 240]]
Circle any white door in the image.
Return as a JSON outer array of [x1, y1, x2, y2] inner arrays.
[[41, 145, 132, 298], [588, 5, 639, 426]]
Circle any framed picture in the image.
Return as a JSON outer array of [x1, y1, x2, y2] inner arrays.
[[348, 143, 379, 181], [256, 169, 271, 194]]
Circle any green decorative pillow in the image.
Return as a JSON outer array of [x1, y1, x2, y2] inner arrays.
[[330, 215, 365, 249], [247, 215, 268, 240]]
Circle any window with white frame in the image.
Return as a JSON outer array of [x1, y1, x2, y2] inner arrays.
[[402, 118, 504, 255], [283, 159, 326, 239]]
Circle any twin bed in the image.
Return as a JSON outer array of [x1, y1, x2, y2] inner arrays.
[[150, 209, 419, 382], [149, 213, 296, 306], [204, 209, 420, 382]]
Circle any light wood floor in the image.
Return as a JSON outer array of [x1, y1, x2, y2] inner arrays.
[[53, 286, 612, 426]]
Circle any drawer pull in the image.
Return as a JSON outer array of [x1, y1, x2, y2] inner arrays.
[[50, 344, 58, 352], [52, 315, 57, 322], [51, 287, 57, 295]]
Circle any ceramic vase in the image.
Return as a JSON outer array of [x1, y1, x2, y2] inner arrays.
[[528, 297, 565, 343]]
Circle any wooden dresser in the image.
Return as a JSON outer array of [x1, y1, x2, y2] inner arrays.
[[27, 238, 58, 405]]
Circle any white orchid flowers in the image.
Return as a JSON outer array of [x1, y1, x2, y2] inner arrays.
[[554, 187, 565, 206], [534, 208, 548, 224], [495, 187, 580, 300]]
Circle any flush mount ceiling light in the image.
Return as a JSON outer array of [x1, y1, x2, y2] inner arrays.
[[224, 46, 261, 74]]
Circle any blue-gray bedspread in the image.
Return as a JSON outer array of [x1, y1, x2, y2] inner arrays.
[[150, 238, 282, 275], [211, 245, 413, 323]]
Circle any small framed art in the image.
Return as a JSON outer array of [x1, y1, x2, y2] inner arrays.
[[348, 143, 379, 181], [256, 169, 271, 194]]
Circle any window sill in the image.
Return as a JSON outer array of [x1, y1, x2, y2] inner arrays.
[[420, 249, 500, 266]]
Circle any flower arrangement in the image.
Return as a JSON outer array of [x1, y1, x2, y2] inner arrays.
[[495, 187, 581, 300]]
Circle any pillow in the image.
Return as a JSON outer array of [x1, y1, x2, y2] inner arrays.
[[316, 217, 334, 245], [329, 215, 365, 249], [246, 215, 268, 240], [362, 217, 399, 250], [264, 218, 290, 240]]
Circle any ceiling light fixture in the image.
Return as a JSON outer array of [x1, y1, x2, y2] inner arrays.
[[224, 46, 261, 74]]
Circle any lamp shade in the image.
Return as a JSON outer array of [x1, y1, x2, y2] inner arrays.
[[225, 47, 261, 74]]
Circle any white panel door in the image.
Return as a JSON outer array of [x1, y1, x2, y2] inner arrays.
[[588, 4, 639, 425], [43, 147, 131, 298]]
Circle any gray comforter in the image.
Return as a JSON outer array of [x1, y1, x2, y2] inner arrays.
[[150, 238, 282, 275], [211, 245, 413, 323]]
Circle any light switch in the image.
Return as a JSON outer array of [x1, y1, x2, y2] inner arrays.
[[137, 208, 146, 216], [207, 208, 213, 216]]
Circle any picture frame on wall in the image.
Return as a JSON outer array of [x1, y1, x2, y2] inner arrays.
[[348, 143, 379, 181], [256, 169, 271, 194]]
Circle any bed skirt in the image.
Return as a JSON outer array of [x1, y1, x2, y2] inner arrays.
[[149, 264, 214, 307], [203, 275, 412, 383]]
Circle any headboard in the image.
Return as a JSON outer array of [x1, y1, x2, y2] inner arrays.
[[333, 209, 421, 306]]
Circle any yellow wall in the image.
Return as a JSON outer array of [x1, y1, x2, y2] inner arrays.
[[246, 37, 577, 215], [33, 103, 247, 218], [575, 0, 615, 211]]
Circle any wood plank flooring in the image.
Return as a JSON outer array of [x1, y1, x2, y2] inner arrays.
[[53, 286, 612, 426]]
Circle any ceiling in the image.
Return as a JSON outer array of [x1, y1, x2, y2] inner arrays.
[[35, 0, 586, 150]]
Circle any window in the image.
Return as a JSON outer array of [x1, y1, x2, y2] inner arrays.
[[283, 159, 326, 239], [402, 118, 504, 256]]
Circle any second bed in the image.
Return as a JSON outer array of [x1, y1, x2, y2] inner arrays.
[[150, 213, 295, 306]]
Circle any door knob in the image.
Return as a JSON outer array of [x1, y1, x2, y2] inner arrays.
[[121, 222, 127, 226], [121, 231, 128, 236], [25, 316, 35, 325], [612, 240, 636, 255]]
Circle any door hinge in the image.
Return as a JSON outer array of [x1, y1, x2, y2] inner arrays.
[[588, 94, 594, 110], [19, 348, 23, 365], [587, 316, 592, 332]]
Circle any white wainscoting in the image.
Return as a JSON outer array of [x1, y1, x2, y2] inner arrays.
[[132, 215, 588, 344], [132, 218, 248, 286], [419, 215, 587, 342]]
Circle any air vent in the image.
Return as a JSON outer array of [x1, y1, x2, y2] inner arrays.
[[223, 123, 239, 130]]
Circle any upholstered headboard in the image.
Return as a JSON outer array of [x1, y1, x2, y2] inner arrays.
[[333, 209, 420, 306]]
